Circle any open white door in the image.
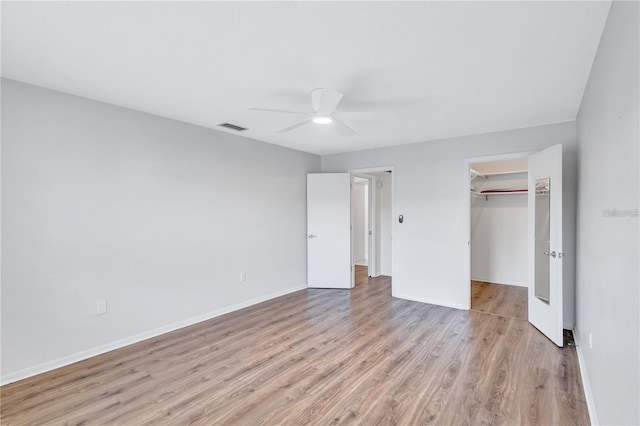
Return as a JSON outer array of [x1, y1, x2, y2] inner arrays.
[[528, 144, 563, 347], [307, 173, 352, 289]]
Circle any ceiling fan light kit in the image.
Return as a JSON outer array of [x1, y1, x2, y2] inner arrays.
[[312, 116, 333, 124], [250, 87, 392, 137]]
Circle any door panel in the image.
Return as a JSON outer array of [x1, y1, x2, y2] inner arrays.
[[528, 144, 563, 347], [307, 173, 352, 289]]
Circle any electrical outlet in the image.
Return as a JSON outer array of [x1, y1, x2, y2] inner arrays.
[[589, 332, 593, 349], [240, 272, 246, 282], [97, 300, 107, 315]]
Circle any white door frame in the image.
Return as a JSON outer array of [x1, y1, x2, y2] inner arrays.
[[351, 174, 373, 275], [350, 166, 395, 295], [463, 151, 533, 310]]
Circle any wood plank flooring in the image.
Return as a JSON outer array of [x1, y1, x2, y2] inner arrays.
[[471, 280, 528, 320], [354, 264, 369, 286], [1, 275, 589, 425]]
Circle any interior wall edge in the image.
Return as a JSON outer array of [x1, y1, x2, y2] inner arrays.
[[0, 284, 307, 386], [1, 78, 320, 379]]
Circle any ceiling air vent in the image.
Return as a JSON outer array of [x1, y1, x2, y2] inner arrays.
[[218, 122, 248, 132]]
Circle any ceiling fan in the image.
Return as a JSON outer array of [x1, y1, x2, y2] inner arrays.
[[249, 88, 393, 137]]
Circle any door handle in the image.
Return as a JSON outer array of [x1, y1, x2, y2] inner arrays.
[[544, 250, 557, 258], [308, 234, 317, 239]]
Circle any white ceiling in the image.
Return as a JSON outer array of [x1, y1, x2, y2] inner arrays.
[[1, 1, 610, 155]]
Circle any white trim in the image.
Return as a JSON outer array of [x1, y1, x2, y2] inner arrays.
[[349, 166, 395, 175], [368, 176, 376, 277], [0, 284, 307, 386], [573, 328, 599, 425], [470, 277, 529, 288], [394, 292, 467, 311]]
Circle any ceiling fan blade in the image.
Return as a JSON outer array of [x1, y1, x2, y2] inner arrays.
[[332, 117, 356, 137], [278, 119, 311, 133], [249, 107, 307, 116], [334, 111, 396, 121], [311, 88, 343, 115]]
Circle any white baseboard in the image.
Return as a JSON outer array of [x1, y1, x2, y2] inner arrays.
[[354, 259, 367, 266], [1, 284, 307, 386], [370, 273, 390, 278], [393, 292, 467, 311], [572, 328, 599, 425], [471, 277, 528, 288]]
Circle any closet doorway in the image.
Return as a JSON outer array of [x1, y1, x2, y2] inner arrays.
[[469, 157, 529, 319]]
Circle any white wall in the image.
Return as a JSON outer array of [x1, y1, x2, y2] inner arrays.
[[0, 79, 321, 383], [575, 1, 639, 424], [351, 182, 367, 265], [471, 184, 528, 287], [322, 121, 577, 325]]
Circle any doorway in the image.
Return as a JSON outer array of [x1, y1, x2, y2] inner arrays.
[[468, 157, 529, 319], [464, 145, 565, 347], [306, 168, 394, 292], [350, 167, 394, 289]]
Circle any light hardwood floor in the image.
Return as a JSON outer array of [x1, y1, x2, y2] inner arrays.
[[471, 280, 528, 320], [354, 264, 369, 286], [1, 273, 589, 425]]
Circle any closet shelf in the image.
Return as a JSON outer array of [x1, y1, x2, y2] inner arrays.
[[470, 168, 527, 179], [471, 189, 528, 200]]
